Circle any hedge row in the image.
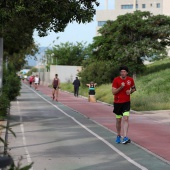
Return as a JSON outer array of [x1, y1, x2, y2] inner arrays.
[[0, 64, 21, 120]]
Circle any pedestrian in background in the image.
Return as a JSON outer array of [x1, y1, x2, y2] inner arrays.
[[73, 77, 80, 97], [112, 66, 136, 144], [86, 81, 97, 102], [34, 75, 39, 90], [29, 75, 34, 87], [52, 74, 60, 101]]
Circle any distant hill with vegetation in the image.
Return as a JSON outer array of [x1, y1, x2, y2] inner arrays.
[[61, 58, 170, 111], [26, 47, 48, 66]]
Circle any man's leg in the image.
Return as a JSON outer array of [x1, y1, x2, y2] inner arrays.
[[55, 89, 59, 101], [115, 115, 122, 143], [77, 87, 79, 97], [36, 84, 38, 90], [122, 111, 131, 144], [116, 117, 122, 136], [74, 87, 76, 96], [76, 87, 79, 97], [52, 89, 55, 100], [123, 115, 129, 138]]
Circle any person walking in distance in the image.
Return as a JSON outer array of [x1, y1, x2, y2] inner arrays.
[[34, 75, 39, 90], [29, 75, 34, 87], [112, 66, 136, 144], [52, 74, 60, 101], [73, 77, 80, 97]]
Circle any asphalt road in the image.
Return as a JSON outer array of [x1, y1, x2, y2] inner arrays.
[[7, 84, 170, 170]]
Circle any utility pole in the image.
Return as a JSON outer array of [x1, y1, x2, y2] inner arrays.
[[133, 0, 137, 80], [0, 38, 3, 89]]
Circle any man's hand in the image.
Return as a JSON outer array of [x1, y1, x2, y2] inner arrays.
[[126, 90, 131, 95], [121, 82, 125, 87]]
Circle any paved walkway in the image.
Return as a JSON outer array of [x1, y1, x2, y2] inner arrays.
[[26, 82, 170, 163]]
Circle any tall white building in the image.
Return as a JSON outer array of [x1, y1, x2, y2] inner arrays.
[[96, 0, 170, 33]]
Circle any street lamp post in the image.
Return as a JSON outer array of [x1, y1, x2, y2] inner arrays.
[[0, 38, 3, 90], [51, 53, 54, 65]]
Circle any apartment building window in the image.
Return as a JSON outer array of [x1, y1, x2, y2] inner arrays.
[[150, 3, 152, 7], [98, 21, 106, 27], [142, 4, 146, 8], [121, 4, 133, 9], [156, 3, 161, 8]]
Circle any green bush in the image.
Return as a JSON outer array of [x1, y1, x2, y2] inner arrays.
[[3, 64, 21, 101], [0, 92, 10, 120], [0, 63, 21, 119], [79, 60, 119, 85]]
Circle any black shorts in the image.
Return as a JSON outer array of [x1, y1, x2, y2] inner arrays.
[[89, 90, 95, 95], [53, 86, 58, 90], [113, 101, 130, 116]]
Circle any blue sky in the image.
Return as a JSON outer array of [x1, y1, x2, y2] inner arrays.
[[33, 0, 115, 47]]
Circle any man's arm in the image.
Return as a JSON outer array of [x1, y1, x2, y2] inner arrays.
[[130, 86, 136, 94], [126, 85, 136, 95], [112, 86, 123, 95], [112, 82, 125, 95]]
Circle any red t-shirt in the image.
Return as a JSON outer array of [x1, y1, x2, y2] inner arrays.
[[112, 76, 135, 103]]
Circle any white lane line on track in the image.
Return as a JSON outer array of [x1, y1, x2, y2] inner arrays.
[[26, 85, 148, 170], [17, 100, 33, 170]]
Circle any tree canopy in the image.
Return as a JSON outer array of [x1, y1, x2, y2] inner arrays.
[[0, 0, 99, 70], [91, 11, 170, 73], [45, 42, 88, 66]]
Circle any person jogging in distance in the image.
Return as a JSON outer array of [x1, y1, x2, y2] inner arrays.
[[52, 74, 60, 101], [112, 66, 136, 144], [29, 75, 34, 87]]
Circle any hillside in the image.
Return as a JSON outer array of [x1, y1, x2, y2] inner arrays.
[[131, 58, 170, 111], [26, 47, 48, 66], [61, 58, 170, 111]]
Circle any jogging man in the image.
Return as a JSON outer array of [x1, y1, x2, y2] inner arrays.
[[112, 66, 136, 144], [52, 74, 60, 101]]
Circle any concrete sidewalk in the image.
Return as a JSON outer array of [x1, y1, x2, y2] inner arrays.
[[24, 82, 170, 164]]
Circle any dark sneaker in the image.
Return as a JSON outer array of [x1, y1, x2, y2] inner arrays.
[[122, 137, 131, 144], [115, 135, 121, 144]]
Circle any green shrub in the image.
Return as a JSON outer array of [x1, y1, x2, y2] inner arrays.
[[3, 64, 21, 101], [79, 61, 119, 85], [0, 92, 10, 120]]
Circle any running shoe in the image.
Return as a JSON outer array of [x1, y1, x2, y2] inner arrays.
[[115, 135, 121, 144], [122, 137, 131, 144]]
